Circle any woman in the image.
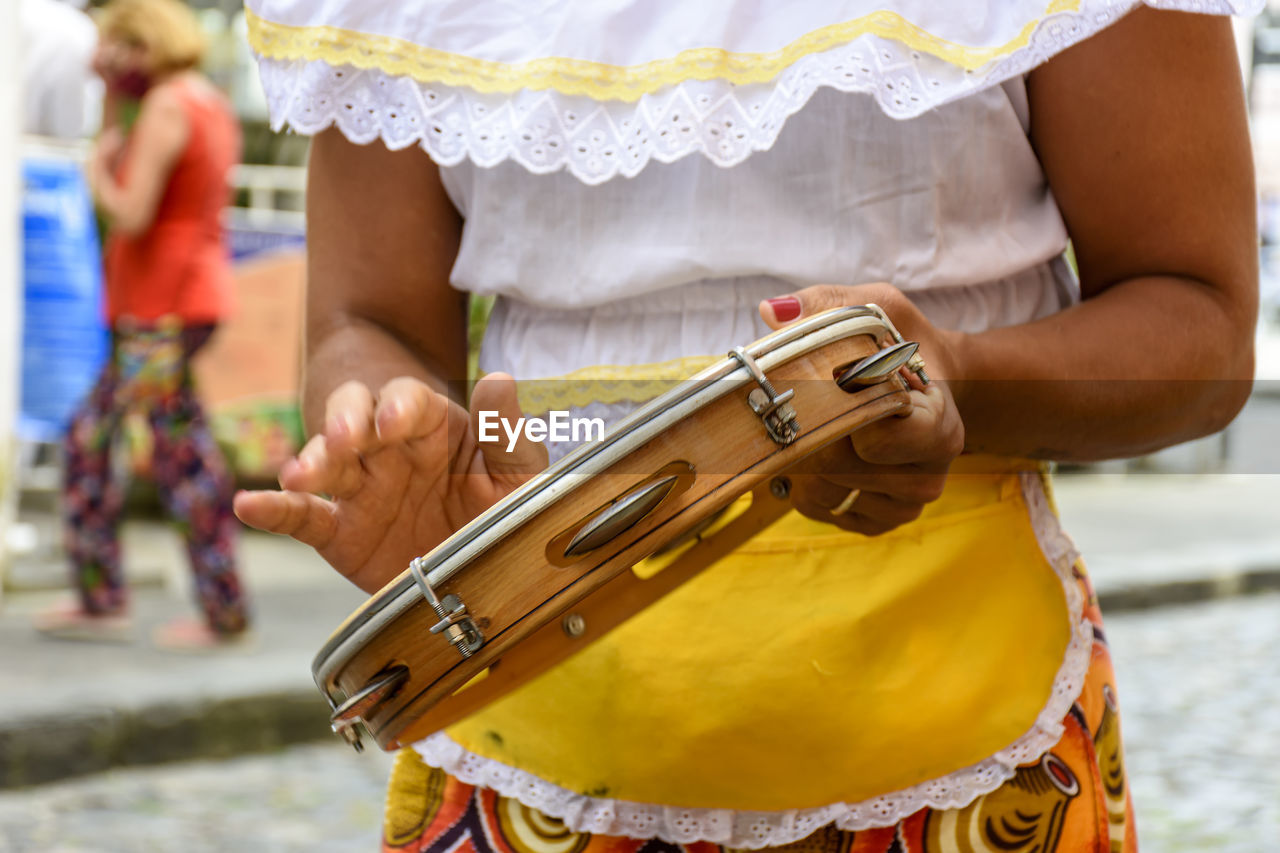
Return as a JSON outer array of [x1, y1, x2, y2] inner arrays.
[[236, 2, 1258, 849], [35, 0, 249, 649]]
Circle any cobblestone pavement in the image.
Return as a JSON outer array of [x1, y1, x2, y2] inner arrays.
[[0, 746, 394, 852], [0, 594, 1277, 852], [1106, 592, 1280, 853]]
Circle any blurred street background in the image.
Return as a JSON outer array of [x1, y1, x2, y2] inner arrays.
[[1, 2, 1280, 852]]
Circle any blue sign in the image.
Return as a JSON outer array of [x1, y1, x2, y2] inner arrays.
[[20, 156, 109, 443], [224, 211, 305, 262]]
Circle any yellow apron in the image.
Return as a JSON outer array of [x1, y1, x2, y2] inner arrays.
[[445, 456, 1074, 811]]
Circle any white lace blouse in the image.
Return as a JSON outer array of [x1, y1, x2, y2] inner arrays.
[[444, 81, 1080, 383]]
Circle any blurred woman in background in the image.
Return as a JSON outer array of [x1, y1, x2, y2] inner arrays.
[[34, 0, 249, 649]]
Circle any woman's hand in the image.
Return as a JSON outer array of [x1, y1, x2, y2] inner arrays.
[[759, 283, 965, 536], [233, 373, 548, 593], [85, 127, 125, 199], [92, 127, 126, 170], [83, 84, 188, 236]]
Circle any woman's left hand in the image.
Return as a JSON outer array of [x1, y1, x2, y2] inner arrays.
[[759, 283, 965, 536], [88, 127, 125, 177]]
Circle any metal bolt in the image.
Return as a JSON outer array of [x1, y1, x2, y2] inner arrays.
[[770, 476, 791, 500], [562, 613, 587, 638]]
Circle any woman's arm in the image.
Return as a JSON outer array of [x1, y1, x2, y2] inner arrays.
[[234, 130, 546, 592], [301, 128, 469, 432], [87, 84, 188, 236], [769, 7, 1256, 463], [955, 6, 1257, 460], [760, 8, 1257, 531]]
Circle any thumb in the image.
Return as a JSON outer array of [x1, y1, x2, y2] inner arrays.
[[759, 283, 895, 331], [470, 372, 549, 481]]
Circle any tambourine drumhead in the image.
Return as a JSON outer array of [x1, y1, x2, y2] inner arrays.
[[313, 306, 919, 750]]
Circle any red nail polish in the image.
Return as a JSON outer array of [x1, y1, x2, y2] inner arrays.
[[766, 296, 802, 322]]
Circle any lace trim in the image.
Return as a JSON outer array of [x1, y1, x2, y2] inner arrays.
[[252, 0, 1259, 185], [245, 5, 1069, 101], [410, 472, 1092, 847], [513, 356, 718, 415]]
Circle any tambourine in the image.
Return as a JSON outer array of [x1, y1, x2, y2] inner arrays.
[[313, 305, 929, 751]]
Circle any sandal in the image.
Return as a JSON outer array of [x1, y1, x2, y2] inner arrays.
[[33, 598, 133, 643], [151, 617, 254, 653]]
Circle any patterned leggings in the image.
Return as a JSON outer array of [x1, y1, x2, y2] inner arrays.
[[62, 324, 248, 634]]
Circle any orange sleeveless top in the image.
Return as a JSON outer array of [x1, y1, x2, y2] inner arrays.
[[104, 78, 240, 325]]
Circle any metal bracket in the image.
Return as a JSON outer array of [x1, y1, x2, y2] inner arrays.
[[729, 346, 799, 446], [410, 557, 485, 659]]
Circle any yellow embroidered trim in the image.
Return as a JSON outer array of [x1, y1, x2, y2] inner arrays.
[[514, 356, 719, 414], [246, 1, 1079, 102]]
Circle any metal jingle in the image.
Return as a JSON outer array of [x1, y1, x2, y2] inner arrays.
[[564, 474, 681, 558], [835, 341, 920, 390], [329, 664, 411, 751]]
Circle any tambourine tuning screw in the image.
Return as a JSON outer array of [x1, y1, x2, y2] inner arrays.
[[562, 613, 587, 638], [770, 477, 791, 500]]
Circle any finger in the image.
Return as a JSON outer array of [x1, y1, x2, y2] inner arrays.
[[787, 471, 856, 514], [323, 380, 378, 451], [791, 474, 922, 523], [834, 471, 949, 505], [849, 384, 964, 468], [791, 485, 924, 536], [830, 508, 913, 537], [829, 490, 925, 532], [279, 434, 366, 500], [799, 438, 878, 478], [795, 459, 949, 507], [758, 283, 902, 330], [233, 489, 337, 550], [374, 377, 450, 442], [469, 372, 550, 481], [797, 438, 938, 490]]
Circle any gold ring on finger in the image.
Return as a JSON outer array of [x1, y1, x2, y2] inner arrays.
[[830, 488, 861, 517]]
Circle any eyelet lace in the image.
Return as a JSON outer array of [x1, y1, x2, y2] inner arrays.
[[254, 0, 1258, 185]]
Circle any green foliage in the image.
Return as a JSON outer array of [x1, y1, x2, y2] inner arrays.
[[468, 295, 494, 382]]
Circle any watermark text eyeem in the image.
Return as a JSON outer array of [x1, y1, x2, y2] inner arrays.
[[476, 411, 606, 452]]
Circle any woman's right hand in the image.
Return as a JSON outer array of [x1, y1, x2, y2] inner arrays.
[[233, 373, 548, 593], [85, 127, 124, 199]]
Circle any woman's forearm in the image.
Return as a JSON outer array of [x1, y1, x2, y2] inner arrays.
[[88, 166, 136, 230], [958, 8, 1261, 463], [949, 272, 1255, 461], [301, 131, 469, 437], [90, 87, 189, 236], [302, 307, 467, 437]]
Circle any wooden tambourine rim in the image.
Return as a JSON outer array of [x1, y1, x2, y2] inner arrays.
[[312, 305, 911, 746]]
